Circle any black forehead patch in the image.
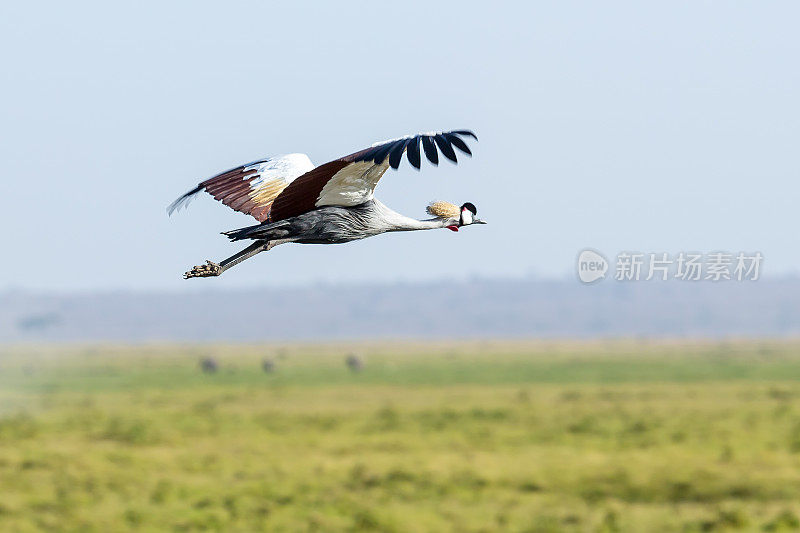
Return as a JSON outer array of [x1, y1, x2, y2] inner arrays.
[[461, 202, 477, 215]]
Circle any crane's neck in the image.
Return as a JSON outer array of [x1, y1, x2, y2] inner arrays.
[[373, 199, 453, 232], [391, 217, 452, 232]]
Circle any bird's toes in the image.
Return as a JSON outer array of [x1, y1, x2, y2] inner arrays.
[[183, 261, 221, 279]]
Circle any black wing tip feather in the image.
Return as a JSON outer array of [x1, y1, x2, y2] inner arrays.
[[167, 184, 204, 216], [452, 129, 478, 141], [354, 129, 477, 170]]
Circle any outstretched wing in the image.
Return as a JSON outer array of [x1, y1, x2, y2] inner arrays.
[[167, 153, 315, 222], [268, 129, 476, 222]]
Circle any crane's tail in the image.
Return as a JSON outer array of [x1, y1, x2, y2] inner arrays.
[[222, 226, 257, 241], [222, 220, 290, 242]]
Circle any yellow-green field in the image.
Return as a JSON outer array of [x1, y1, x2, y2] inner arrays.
[[2, 341, 800, 532]]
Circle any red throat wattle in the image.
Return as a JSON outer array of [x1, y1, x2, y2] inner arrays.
[[447, 225, 459, 232]]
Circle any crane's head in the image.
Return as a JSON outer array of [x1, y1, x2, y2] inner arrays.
[[426, 201, 486, 231]]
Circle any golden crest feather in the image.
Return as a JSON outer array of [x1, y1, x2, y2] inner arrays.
[[426, 201, 460, 219]]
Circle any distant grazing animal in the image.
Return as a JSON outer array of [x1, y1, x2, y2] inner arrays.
[[346, 354, 363, 373], [262, 358, 275, 373], [168, 130, 484, 279], [200, 357, 218, 374]]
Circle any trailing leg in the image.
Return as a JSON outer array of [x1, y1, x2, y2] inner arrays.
[[184, 241, 270, 279]]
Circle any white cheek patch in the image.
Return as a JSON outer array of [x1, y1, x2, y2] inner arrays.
[[461, 209, 473, 225]]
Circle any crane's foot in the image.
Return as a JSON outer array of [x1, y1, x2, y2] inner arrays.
[[184, 260, 221, 279]]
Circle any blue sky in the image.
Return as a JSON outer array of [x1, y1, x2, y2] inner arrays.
[[0, 2, 797, 291]]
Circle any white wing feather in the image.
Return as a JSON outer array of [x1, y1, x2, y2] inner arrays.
[[316, 160, 390, 207]]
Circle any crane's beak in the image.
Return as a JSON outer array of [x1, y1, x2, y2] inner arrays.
[[474, 218, 487, 224]]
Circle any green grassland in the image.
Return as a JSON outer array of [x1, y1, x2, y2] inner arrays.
[[2, 340, 800, 532]]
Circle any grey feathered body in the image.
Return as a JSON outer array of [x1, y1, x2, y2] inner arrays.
[[223, 199, 449, 244]]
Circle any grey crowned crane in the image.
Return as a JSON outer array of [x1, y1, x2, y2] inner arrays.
[[168, 129, 484, 279]]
